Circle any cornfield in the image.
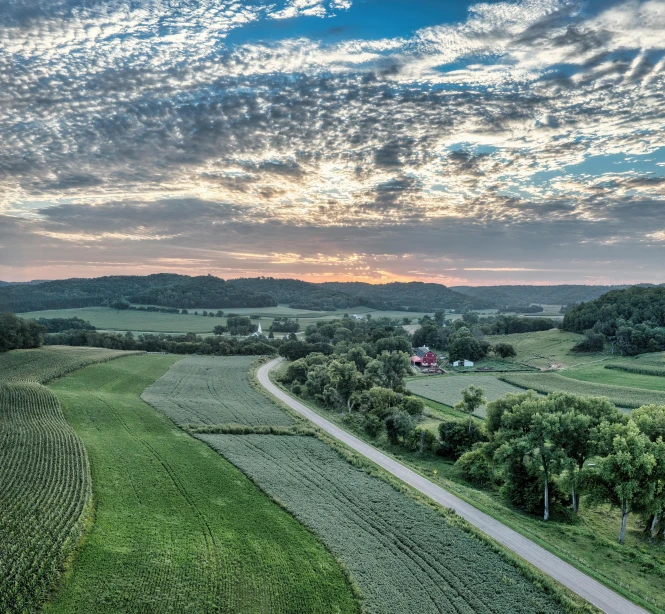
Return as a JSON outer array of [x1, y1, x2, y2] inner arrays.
[[0, 345, 143, 384], [500, 372, 665, 409], [200, 433, 565, 614], [0, 382, 91, 613], [142, 355, 294, 426]]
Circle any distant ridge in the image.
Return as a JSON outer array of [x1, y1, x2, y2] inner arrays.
[[1, 274, 662, 314], [451, 284, 664, 307]]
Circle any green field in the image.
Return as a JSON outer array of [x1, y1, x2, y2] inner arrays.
[[142, 356, 295, 426], [406, 375, 526, 418], [0, 345, 142, 383], [561, 362, 665, 392], [19, 305, 441, 335], [201, 434, 566, 614], [45, 355, 359, 613], [0, 382, 91, 613], [487, 329, 605, 370], [500, 371, 665, 409]]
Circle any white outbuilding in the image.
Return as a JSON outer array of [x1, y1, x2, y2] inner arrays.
[[452, 359, 474, 367]]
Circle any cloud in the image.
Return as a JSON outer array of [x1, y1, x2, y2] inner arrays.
[[0, 0, 664, 283]]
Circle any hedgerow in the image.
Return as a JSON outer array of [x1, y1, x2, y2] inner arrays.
[[142, 355, 295, 426], [200, 433, 566, 614], [0, 381, 91, 613]]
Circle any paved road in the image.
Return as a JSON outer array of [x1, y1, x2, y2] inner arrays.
[[258, 357, 648, 614]]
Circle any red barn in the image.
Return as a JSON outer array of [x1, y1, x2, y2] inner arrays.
[[411, 346, 437, 368]]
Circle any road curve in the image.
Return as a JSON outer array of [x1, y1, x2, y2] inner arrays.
[[258, 357, 648, 614]]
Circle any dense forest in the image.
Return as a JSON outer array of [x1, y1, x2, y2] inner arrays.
[[320, 281, 491, 310], [0, 274, 278, 312], [451, 284, 661, 307], [228, 278, 361, 310], [563, 286, 665, 355]]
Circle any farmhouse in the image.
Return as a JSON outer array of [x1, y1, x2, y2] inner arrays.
[[411, 346, 438, 368], [452, 359, 474, 367]]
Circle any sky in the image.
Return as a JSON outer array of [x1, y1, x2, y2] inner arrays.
[[1, 0, 664, 286]]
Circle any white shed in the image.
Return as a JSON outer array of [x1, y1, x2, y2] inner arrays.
[[452, 359, 474, 367]]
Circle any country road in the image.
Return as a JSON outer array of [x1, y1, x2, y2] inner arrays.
[[257, 357, 648, 614]]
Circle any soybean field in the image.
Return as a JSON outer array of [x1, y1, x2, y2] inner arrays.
[[45, 355, 359, 614], [0, 381, 91, 613], [406, 375, 526, 418], [0, 345, 142, 383], [142, 355, 294, 426], [500, 372, 665, 409], [200, 433, 566, 614]]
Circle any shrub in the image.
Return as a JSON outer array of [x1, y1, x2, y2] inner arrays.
[[456, 448, 492, 486], [437, 419, 486, 459]]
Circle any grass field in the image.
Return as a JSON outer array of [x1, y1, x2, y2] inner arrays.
[[201, 433, 566, 614], [561, 362, 665, 392], [142, 356, 295, 427], [406, 375, 526, 418], [500, 371, 665, 409], [0, 345, 142, 383], [487, 329, 606, 370], [45, 355, 359, 613], [0, 381, 91, 613], [19, 305, 441, 335]]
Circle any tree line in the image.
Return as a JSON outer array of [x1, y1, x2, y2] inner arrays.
[[0, 313, 45, 352]]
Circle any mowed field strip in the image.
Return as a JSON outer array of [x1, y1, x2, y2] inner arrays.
[[406, 375, 526, 418], [142, 356, 295, 426], [46, 355, 359, 614], [259, 358, 649, 614]]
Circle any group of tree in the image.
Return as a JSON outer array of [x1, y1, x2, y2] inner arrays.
[[442, 388, 665, 543], [563, 286, 665, 355], [0, 312, 46, 352], [35, 316, 96, 333], [280, 348, 426, 443], [270, 317, 300, 333], [44, 328, 278, 356]]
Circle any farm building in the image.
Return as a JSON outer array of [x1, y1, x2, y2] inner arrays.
[[410, 346, 438, 368], [452, 359, 474, 367]]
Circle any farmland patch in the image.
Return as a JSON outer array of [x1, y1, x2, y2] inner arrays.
[[200, 433, 565, 614], [142, 355, 294, 426], [0, 381, 91, 613], [500, 372, 665, 409], [406, 375, 526, 418]]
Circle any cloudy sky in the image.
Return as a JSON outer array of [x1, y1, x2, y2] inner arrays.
[[1, 0, 664, 285]]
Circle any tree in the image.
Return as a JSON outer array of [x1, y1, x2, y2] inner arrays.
[[493, 343, 516, 359], [213, 325, 226, 336], [0, 313, 46, 352], [434, 310, 445, 326], [385, 411, 414, 444], [454, 385, 486, 433], [555, 410, 592, 512], [327, 360, 364, 412], [586, 420, 656, 543], [376, 351, 411, 390]]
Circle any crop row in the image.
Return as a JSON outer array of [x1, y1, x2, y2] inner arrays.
[[0, 346, 143, 384], [606, 363, 665, 377], [199, 433, 565, 614], [0, 381, 91, 613], [500, 372, 665, 409], [142, 355, 294, 426]]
